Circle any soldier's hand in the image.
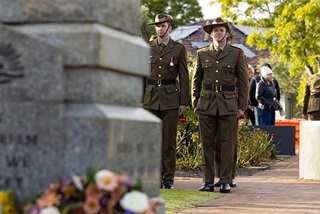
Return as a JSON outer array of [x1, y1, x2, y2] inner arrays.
[[302, 114, 308, 120], [237, 109, 245, 118], [178, 105, 186, 116], [193, 108, 198, 115]]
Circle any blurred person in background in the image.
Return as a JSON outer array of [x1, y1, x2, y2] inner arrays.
[[302, 57, 320, 120]]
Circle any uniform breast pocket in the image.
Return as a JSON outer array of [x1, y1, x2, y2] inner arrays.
[[201, 62, 213, 78], [222, 63, 236, 79], [149, 57, 157, 74], [165, 59, 177, 74], [224, 92, 237, 112]]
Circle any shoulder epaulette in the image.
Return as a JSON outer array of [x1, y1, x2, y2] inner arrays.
[[197, 44, 210, 51], [230, 45, 242, 50], [172, 40, 184, 46], [149, 35, 158, 41]]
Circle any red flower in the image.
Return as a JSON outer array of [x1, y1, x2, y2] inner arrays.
[[179, 118, 188, 123], [271, 133, 276, 137]]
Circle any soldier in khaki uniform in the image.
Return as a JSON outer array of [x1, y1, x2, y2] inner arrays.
[[142, 14, 189, 189], [302, 57, 320, 120], [192, 17, 249, 193]]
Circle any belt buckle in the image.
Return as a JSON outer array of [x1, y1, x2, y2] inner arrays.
[[214, 85, 222, 92], [214, 84, 218, 92], [157, 79, 162, 87]]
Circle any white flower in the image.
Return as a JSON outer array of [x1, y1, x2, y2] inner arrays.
[[39, 206, 60, 214], [95, 169, 118, 191], [71, 174, 84, 191], [119, 191, 149, 213]]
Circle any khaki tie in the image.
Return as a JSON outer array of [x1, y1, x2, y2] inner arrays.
[[160, 43, 166, 53], [216, 48, 222, 58]]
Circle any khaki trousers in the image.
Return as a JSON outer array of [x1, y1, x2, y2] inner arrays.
[[149, 108, 178, 184], [199, 113, 237, 184]]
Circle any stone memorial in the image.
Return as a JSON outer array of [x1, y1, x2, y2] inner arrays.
[[299, 121, 320, 180], [0, 0, 162, 202]]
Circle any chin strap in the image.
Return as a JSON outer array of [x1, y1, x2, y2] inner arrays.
[[217, 31, 228, 42], [159, 25, 169, 38]]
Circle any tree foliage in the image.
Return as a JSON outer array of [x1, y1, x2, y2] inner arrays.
[[141, 0, 203, 41], [211, 0, 320, 76]]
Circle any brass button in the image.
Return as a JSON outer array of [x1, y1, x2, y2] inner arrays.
[[216, 61, 219, 63], [158, 74, 161, 77], [216, 70, 218, 73], [159, 66, 162, 69], [216, 80, 219, 82], [160, 58, 162, 60]]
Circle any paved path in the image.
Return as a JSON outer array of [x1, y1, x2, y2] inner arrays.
[[174, 155, 320, 213]]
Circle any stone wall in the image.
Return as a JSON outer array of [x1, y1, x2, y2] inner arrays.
[[0, 0, 162, 200]]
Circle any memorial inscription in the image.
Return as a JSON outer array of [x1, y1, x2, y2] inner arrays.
[[0, 42, 24, 83], [0, 133, 38, 189]]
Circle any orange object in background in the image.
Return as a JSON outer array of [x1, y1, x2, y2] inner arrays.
[[275, 119, 304, 154]]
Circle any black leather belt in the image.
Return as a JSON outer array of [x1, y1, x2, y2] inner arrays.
[[202, 83, 235, 92], [147, 78, 176, 86], [312, 93, 320, 98]]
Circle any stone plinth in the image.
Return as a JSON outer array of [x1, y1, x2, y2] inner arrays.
[[0, 0, 141, 35], [0, 0, 162, 202], [299, 121, 320, 180]]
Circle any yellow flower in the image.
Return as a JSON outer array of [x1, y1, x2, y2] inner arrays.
[[3, 204, 16, 214], [0, 191, 10, 205]]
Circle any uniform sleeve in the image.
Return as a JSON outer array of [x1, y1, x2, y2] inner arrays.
[[302, 77, 311, 114], [191, 51, 203, 109], [235, 50, 249, 111], [178, 45, 189, 106]]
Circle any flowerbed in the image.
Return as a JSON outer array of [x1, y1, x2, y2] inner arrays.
[[0, 168, 163, 214]]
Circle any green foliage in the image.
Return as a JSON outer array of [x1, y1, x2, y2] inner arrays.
[[237, 125, 278, 167], [141, 0, 203, 41], [176, 106, 202, 170], [212, 0, 320, 76], [176, 115, 279, 170], [160, 189, 222, 213]]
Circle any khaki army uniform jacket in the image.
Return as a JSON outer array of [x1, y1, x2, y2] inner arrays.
[[143, 37, 189, 111], [303, 73, 320, 114], [192, 43, 249, 115]]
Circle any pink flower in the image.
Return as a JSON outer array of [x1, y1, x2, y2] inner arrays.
[[83, 197, 100, 214], [95, 170, 118, 191]]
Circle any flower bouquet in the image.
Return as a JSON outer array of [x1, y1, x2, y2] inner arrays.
[[21, 168, 163, 214], [0, 190, 18, 214]]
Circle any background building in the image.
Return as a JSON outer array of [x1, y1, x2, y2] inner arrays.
[[170, 19, 270, 71]]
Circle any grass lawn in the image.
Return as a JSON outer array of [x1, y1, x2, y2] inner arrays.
[[160, 189, 224, 213]]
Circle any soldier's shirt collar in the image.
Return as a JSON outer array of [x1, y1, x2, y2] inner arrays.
[[214, 43, 226, 52], [158, 38, 170, 46]]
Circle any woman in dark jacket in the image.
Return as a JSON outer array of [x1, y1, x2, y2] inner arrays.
[[256, 66, 280, 125]]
